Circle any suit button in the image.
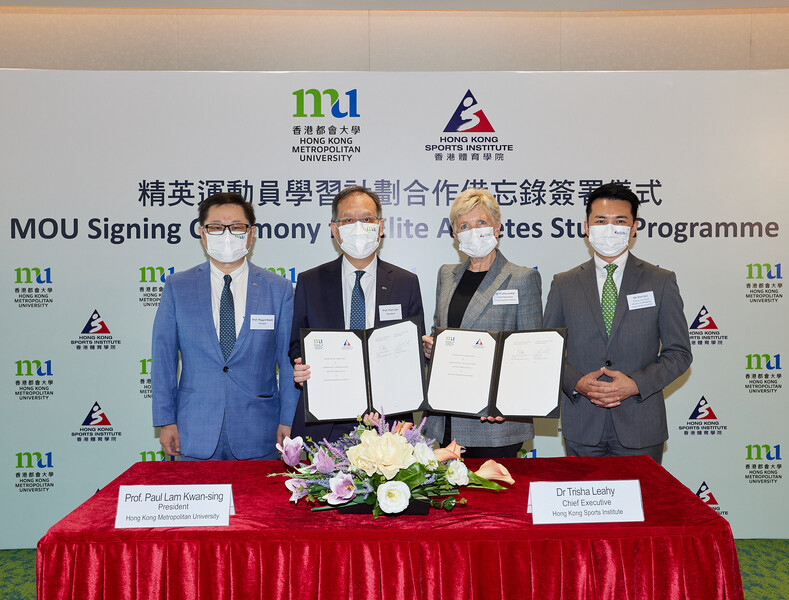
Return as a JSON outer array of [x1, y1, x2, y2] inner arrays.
[[223, 366, 229, 372], [605, 360, 612, 367]]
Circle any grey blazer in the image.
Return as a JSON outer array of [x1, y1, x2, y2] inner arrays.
[[424, 250, 543, 448], [543, 253, 692, 449]]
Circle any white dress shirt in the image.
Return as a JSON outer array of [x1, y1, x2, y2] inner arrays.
[[593, 251, 628, 301], [209, 260, 248, 339], [341, 255, 377, 329]]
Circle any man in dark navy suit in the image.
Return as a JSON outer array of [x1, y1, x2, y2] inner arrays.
[[289, 186, 425, 442]]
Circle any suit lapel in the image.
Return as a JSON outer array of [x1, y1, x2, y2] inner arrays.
[[577, 260, 608, 341], [196, 262, 224, 361], [461, 251, 509, 329], [232, 263, 261, 358], [324, 256, 346, 326], [438, 261, 468, 326], [608, 254, 644, 344], [374, 260, 394, 326]]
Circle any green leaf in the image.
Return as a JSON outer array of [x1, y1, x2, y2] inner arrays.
[[467, 471, 506, 491], [394, 462, 427, 490]]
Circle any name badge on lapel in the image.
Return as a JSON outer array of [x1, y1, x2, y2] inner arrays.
[[627, 292, 656, 310], [250, 315, 275, 330], [492, 290, 519, 305], [378, 304, 403, 321]]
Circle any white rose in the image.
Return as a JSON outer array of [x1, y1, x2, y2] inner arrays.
[[377, 481, 411, 514], [413, 442, 438, 471], [349, 431, 417, 480], [370, 433, 417, 479], [446, 460, 469, 486]]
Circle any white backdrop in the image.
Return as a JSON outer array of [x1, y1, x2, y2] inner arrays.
[[1, 70, 786, 548]]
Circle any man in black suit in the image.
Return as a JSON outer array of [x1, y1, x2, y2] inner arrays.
[[289, 186, 425, 442]]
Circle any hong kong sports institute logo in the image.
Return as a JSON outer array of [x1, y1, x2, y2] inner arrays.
[[426, 89, 514, 163], [81, 309, 110, 334], [73, 402, 121, 443], [444, 90, 495, 133], [677, 396, 727, 438], [695, 481, 727, 515], [688, 305, 727, 348], [71, 309, 122, 350]]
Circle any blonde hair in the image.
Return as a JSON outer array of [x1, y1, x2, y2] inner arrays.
[[449, 188, 501, 232]]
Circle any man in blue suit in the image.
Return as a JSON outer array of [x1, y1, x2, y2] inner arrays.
[[152, 193, 298, 460], [290, 186, 425, 442]]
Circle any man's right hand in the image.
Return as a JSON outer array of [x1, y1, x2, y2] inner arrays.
[[575, 367, 629, 409], [293, 357, 311, 387], [159, 424, 180, 456]]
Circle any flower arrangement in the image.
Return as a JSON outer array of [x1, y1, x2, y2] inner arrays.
[[273, 414, 515, 517]]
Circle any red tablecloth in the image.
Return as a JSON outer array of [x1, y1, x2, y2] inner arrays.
[[37, 456, 743, 600]]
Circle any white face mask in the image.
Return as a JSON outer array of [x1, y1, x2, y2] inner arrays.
[[204, 230, 249, 263], [338, 221, 380, 260], [457, 226, 498, 259], [587, 224, 632, 257]]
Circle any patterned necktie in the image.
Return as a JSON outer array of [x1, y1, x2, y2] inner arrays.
[[602, 263, 618, 336], [349, 270, 366, 330], [219, 274, 236, 360]]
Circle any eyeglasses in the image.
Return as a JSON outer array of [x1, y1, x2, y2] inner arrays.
[[203, 223, 251, 235], [332, 217, 381, 226]]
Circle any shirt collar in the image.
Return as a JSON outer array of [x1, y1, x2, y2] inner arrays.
[[593, 251, 629, 275], [342, 255, 377, 279], [209, 259, 247, 281]]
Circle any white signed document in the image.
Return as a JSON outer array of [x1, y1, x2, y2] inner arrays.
[[367, 319, 424, 415], [427, 329, 497, 416], [303, 330, 368, 422], [496, 330, 565, 417]]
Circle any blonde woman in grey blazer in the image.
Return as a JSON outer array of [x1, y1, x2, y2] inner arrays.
[[422, 189, 543, 458]]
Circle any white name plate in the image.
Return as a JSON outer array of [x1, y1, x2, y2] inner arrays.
[[529, 479, 644, 524], [115, 484, 233, 529]]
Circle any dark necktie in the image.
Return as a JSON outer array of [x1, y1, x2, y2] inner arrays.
[[602, 263, 618, 335], [349, 270, 366, 330], [220, 274, 236, 360]]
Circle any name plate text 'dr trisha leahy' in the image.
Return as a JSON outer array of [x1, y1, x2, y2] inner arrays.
[[529, 479, 644, 524]]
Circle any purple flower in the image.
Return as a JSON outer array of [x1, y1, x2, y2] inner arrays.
[[325, 472, 356, 505], [276, 436, 304, 467], [310, 447, 336, 474], [285, 478, 309, 503]]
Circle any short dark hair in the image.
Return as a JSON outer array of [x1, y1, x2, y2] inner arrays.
[[586, 183, 640, 221], [198, 192, 255, 226], [331, 186, 383, 221]]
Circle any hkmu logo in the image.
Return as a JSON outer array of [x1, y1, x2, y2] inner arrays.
[[140, 450, 166, 462], [16, 451, 53, 469], [746, 263, 782, 280], [745, 353, 781, 370], [139, 266, 174, 283], [15, 359, 52, 377], [293, 88, 359, 118], [14, 267, 52, 284], [746, 443, 782, 461]]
